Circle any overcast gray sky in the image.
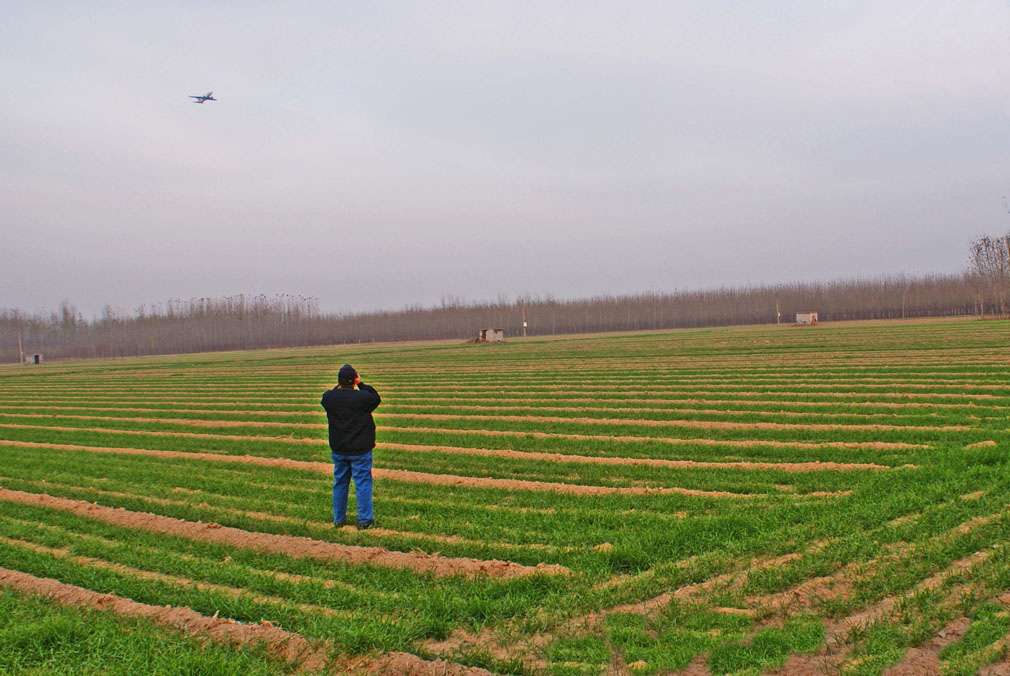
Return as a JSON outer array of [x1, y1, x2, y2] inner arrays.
[[3, 1, 1009, 316]]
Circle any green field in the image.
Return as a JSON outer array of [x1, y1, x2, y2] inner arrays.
[[2, 318, 1010, 675]]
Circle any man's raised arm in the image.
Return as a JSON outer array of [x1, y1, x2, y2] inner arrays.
[[357, 381, 381, 411]]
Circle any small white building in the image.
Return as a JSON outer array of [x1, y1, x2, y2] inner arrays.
[[25, 354, 43, 364], [795, 312, 818, 326], [477, 328, 505, 343]]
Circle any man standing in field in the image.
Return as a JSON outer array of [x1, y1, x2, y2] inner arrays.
[[321, 364, 381, 529]]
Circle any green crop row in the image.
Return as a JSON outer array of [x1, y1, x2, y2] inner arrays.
[[0, 408, 970, 451], [0, 402, 978, 432], [0, 418, 938, 469]]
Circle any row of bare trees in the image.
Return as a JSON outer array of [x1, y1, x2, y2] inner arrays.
[[967, 233, 1010, 317], [0, 271, 996, 363]]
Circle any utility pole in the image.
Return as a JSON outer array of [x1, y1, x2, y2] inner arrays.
[[521, 298, 527, 338], [775, 294, 781, 325], [17, 331, 24, 365]]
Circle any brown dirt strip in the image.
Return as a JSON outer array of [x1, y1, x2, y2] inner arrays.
[[0, 410, 966, 433], [0, 401, 934, 422], [0, 567, 493, 676], [0, 397, 313, 408], [672, 544, 991, 675], [0, 488, 563, 579], [379, 442, 898, 472], [381, 386, 1001, 399], [220, 483, 563, 518], [1, 381, 985, 404], [748, 526, 992, 672], [888, 512, 922, 527], [9, 377, 1010, 392], [373, 467, 768, 498], [16, 478, 571, 556], [5, 379, 997, 395], [0, 411, 913, 470], [0, 421, 325, 445], [774, 549, 995, 675], [1, 513, 371, 597], [468, 505, 1007, 669], [395, 403, 930, 422], [0, 419, 921, 454], [0, 394, 976, 411], [424, 550, 813, 668], [378, 425, 925, 451], [0, 536, 353, 619], [880, 615, 970, 675], [378, 412, 969, 432], [5, 405, 325, 418], [1, 411, 317, 429], [0, 565, 331, 671], [394, 379, 1009, 393], [0, 439, 788, 499], [751, 503, 1010, 618], [11, 481, 295, 526], [4, 386, 997, 401]]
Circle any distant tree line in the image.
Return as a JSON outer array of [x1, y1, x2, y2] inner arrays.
[[0, 269, 994, 363], [967, 232, 1010, 317]]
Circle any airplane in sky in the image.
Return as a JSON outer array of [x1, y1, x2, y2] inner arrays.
[[189, 91, 217, 104]]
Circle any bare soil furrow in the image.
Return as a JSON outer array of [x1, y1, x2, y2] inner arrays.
[[372, 467, 764, 498], [0, 536, 352, 619], [16, 477, 566, 554], [3, 386, 996, 401], [881, 615, 970, 675], [0, 420, 926, 451], [775, 551, 993, 676], [0, 488, 563, 579], [0, 409, 966, 433], [0, 513, 369, 596], [745, 502, 1010, 618], [0, 401, 953, 421], [379, 425, 924, 451], [9, 375, 1010, 392], [379, 441, 897, 472], [380, 386, 1000, 399], [0, 566, 493, 676], [426, 548, 818, 663], [0, 565, 332, 671], [0, 439, 783, 499], [0, 394, 976, 411], [496, 504, 1006, 671], [378, 412, 969, 433]]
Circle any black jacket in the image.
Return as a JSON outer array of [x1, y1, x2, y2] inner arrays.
[[321, 382, 381, 455]]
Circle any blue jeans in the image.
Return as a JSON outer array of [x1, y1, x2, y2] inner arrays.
[[332, 450, 373, 525]]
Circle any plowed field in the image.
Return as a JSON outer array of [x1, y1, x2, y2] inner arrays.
[[3, 319, 1010, 675]]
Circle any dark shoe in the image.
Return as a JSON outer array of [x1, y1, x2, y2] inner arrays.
[[334, 521, 345, 528], [356, 520, 374, 530]]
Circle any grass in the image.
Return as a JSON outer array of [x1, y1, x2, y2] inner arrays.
[[3, 318, 1010, 673]]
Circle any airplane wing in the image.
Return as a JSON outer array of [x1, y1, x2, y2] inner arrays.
[[205, 92, 213, 97]]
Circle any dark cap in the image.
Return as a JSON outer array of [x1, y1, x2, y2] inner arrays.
[[338, 364, 357, 384]]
